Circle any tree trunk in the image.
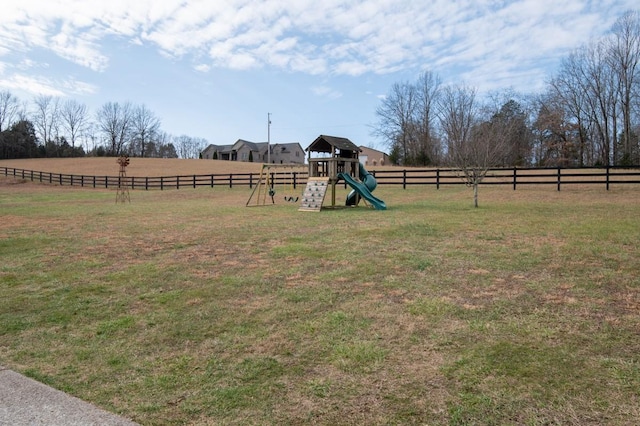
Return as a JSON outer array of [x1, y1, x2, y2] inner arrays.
[[473, 181, 479, 208]]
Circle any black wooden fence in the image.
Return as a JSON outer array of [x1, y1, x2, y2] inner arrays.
[[2, 166, 640, 191]]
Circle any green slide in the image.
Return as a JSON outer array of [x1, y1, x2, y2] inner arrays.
[[337, 163, 387, 210]]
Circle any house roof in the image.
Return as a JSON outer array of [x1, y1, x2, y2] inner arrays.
[[272, 142, 302, 152], [202, 140, 304, 155], [203, 143, 233, 153], [306, 135, 360, 153], [359, 145, 388, 156], [233, 139, 262, 152]]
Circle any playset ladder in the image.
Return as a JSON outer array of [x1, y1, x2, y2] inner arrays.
[[298, 177, 329, 212]]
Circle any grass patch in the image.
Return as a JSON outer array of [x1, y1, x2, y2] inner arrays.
[[1, 182, 639, 424]]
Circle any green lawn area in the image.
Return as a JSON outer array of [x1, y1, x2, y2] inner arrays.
[[1, 179, 639, 425]]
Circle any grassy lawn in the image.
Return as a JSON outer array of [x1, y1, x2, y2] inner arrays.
[[1, 177, 639, 425]]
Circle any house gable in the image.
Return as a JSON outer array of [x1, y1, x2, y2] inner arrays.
[[358, 145, 390, 166]]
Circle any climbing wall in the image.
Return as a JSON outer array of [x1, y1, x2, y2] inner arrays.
[[298, 177, 330, 212]]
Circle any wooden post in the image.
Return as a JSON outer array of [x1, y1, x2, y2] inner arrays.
[[331, 181, 336, 207]]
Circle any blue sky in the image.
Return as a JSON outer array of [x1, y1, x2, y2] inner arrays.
[[0, 1, 636, 152]]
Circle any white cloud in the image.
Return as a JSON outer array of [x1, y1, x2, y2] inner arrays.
[[1, 0, 638, 93], [0, 74, 67, 97], [311, 85, 342, 99], [194, 64, 211, 73], [227, 53, 258, 70], [0, 66, 97, 97]]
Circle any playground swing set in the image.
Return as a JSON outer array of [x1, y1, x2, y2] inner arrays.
[[246, 164, 302, 206], [245, 135, 387, 211]]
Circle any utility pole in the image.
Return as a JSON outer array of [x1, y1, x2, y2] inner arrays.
[[267, 112, 271, 164]]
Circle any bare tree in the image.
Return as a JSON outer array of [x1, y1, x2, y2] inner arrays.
[[583, 41, 620, 166], [414, 70, 443, 165], [60, 99, 88, 155], [80, 122, 99, 155], [32, 95, 60, 145], [439, 84, 477, 163], [373, 81, 418, 165], [440, 84, 510, 208], [0, 90, 20, 133], [174, 134, 208, 159], [549, 56, 592, 166], [96, 101, 133, 156], [609, 10, 640, 164], [130, 104, 161, 157]]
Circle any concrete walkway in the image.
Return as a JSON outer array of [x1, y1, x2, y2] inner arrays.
[[0, 366, 138, 425]]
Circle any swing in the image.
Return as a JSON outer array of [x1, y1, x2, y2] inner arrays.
[[283, 169, 299, 203], [246, 164, 303, 207], [267, 172, 276, 204]]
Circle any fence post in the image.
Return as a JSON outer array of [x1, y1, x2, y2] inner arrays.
[[177, 176, 180, 190], [606, 166, 610, 191], [249, 173, 253, 189], [403, 169, 407, 190], [513, 167, 517, 190], [193, 175, 196, 189], [293, 172, 297, 189], [211, 175, 214, 188], [557, 167, 561, 191], [229, 174, 233, 188], [160, 176, 164, 190], [436, 169, 440, 190]]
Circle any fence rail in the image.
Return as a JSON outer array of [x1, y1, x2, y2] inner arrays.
[[2, 166, 640, 191]]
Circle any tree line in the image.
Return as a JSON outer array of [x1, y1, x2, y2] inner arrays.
[[374, 10, 640, 170], [0, 94, 208, 160]]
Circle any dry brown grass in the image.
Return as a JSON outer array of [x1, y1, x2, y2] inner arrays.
[[0, 157, 266, 176], [2, 161, 640, 425], [0, 157, 408, 177]]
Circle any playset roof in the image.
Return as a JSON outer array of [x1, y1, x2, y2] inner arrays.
[[306, 135, 360, 153]]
